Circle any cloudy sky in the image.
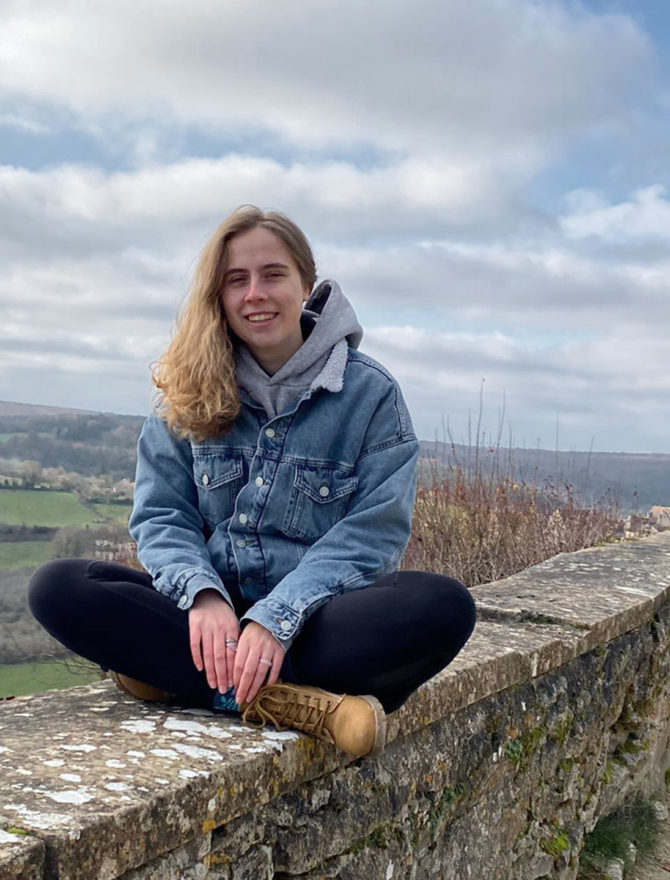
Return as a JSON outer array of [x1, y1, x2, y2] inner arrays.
[[1, 0, 669, 453]]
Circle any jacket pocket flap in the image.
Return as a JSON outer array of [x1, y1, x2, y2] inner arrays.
[[193, 456, 244, 491], [293, 467, 358, 504]]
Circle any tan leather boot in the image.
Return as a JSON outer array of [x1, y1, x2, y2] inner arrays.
[[109, 671, 175, 703], [241, 683, 386, 757]]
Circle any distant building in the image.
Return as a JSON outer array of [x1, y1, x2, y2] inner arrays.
[[649, 506, 670, 530], [623, 514, 652, 538]]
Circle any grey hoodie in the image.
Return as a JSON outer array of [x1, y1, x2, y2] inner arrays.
[[234, 279, 363, 419]]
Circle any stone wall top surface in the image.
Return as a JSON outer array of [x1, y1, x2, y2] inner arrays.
[[471, 532, 670, 648], [1, 533, 669, 879]]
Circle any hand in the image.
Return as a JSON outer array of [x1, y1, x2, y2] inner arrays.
[[233, 621, 285, 706], [188, 589, 240, 694]]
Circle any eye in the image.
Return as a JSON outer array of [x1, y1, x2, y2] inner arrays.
[[226, 274, 247, 286], [266, 271, 284, 279]]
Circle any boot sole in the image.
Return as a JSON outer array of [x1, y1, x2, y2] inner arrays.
[[359, 694, 387, 756]]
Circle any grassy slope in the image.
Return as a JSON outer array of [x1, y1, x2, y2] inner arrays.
[[0, 489, 95, 526], [0, 541, 52, 570], [0, 660, 102, 698], [90, 502, 131, 524], [0, 488, 132, 527]]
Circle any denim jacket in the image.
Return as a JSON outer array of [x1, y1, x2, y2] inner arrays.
[[129, 348, 418, 650]]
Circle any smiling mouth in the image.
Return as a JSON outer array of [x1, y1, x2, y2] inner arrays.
[[246, 313, 277, 323]]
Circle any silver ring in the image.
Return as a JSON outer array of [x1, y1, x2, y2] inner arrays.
[[259, 657, 272, 667], [225, 638, 238, 649]]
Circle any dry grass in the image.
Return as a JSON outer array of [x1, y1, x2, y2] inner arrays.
[[402, 453, 621, 588]]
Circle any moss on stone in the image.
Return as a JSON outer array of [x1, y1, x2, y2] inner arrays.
[[503, 738, 523, 767], [428, 782, 469, 839], [554, 711, 575, 748], [618, 738, 645, 756], [602, 760, 615, 785], [345, 826, 389, 856], [521, 725, 544, 756], [539, 826, 570, 860]]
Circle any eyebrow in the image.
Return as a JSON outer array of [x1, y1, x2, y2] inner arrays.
[[224, 261, 290, 279]]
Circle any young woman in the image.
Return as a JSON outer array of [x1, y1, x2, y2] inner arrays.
[[29, 206, 476, 758]]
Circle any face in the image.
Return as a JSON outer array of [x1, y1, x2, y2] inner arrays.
[[221, 226, 311, 374]]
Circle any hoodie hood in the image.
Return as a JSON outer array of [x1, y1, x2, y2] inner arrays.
[[235, 279, 363, 419], [301, 279, 363, 352]]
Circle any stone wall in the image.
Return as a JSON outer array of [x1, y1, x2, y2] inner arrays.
[[2, 533, 670, 880]]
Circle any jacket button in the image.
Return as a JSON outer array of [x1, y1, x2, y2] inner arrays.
[[239, 513, 248, 524], [236, 539, 246, 548], [202, 473, 210, 486], [178, 596, 188, 609], [318, 484, 330, 497], [280, 620, 292, 632], [255, 476, 264, 487], [265, 428, 276, 438]]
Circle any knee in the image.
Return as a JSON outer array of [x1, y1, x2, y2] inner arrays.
[[28, 558, 84, 622], [421, 572, 477, 641], [450, 576, 476, 634]]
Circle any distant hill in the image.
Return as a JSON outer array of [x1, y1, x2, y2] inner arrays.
[[419, 441, 670, 513], [0, 403, 144, 481], [0, 400, 98, 417]]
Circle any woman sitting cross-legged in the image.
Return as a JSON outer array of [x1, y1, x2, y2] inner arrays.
[[28, 205, 476, 758]]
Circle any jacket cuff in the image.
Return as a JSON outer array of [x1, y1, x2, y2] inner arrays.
[[171, 569, 234, 612], [240, 598, 301, 652]]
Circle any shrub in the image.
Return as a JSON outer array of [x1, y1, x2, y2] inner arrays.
[[402, 449, 621, 587]]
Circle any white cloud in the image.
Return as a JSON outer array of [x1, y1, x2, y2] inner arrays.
[[561, 185, 670, 242], [0, 112, 50, 134], [0, 0, 651, 158]]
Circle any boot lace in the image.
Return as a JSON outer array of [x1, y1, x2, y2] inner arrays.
[[242, 686, 339, 744]]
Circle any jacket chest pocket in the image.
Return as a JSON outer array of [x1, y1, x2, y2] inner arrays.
[[282, 466, 359, 542], [193, 456, 245, 528]]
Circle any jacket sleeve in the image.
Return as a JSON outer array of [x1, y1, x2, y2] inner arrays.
[[240, 381, 418, 650], [128, 414, 234, 611]]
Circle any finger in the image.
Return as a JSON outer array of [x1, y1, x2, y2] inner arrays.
[[214, 628, 239, 693], [268, 649, 283, 687], [201, 631, 218, 691], [213, 638, 228, 694], [233, 639, 250, 696], [235, 649, 262, 706], [189, 619, 204, 673], [245, 660, 272, 705], [224, 636, 238, 690]]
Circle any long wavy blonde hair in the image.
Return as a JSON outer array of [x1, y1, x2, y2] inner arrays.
[[152, 205, 317, 440]]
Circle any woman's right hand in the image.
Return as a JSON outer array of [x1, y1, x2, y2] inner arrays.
[[188, 589, 240, 693]]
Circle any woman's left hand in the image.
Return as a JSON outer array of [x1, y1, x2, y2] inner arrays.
[[233, 621, 285, 706]]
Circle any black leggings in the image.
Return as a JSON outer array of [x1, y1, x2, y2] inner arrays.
[[28, 559, 476, 713]]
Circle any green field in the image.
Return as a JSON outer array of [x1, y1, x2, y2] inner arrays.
[[90, 502, 132, 523], [0, 659, 103, 698], [0, 489, 131, 527], [0, 541, 52, 570]]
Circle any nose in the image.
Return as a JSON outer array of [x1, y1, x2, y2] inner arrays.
[[244, 274, 266, 301]]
